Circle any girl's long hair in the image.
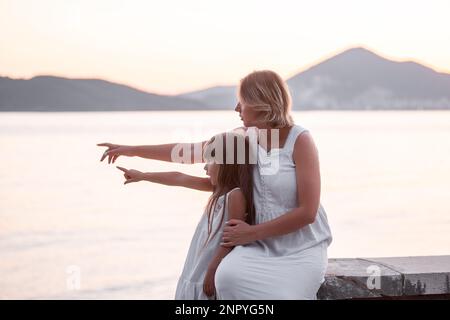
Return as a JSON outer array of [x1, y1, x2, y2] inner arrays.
[[202, 132, 256, 248]]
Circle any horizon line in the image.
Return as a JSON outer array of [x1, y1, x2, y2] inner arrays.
[[2, 46, 450, 97]]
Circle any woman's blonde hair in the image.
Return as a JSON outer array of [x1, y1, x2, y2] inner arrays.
[[238, 70, 294, 128]]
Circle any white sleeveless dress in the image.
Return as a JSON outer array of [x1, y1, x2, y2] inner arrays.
[[214, 125, 333, 299], [175, 187, 240, 300]]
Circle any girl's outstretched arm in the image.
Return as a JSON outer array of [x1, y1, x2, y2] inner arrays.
[[116, 166, 213, 191]]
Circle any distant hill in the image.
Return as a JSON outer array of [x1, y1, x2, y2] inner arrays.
[[177, 85, 237, 110], [178, 47, 450, 110], [287, 47, 450, 110], [2, 47, 450, 111], [0, 76, 206, 111]]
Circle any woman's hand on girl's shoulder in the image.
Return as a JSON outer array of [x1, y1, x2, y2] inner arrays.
[[221, 188, 256, 247], [221, 219, 256, 247]]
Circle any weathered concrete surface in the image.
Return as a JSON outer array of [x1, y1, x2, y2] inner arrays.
[[369, 256, 450, 296], [317, 255, 450, 300]]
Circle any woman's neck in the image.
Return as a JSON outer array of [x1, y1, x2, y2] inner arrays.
[[257, 125, 293, 151]]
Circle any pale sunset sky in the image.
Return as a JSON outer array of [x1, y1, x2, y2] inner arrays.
[[1, 0, 449, 95]]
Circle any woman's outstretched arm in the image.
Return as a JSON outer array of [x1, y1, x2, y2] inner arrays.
[[97, 127, 247, 164], [97, 141, 208, 164], [116, 166, 213, 191]]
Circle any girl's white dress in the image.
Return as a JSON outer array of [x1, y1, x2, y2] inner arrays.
[[175, 187, 240, 300], [214, 124, 333, 299]]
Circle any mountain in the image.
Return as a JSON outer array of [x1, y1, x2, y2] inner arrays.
[[2, 47, 450, 111], [177, 85, 237, 110], [177, 47, 450, 110], [287, 47, 450, 110], [0, 76, 206, 111]]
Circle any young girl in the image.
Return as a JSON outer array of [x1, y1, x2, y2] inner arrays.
[[115, 131, 255, 299]]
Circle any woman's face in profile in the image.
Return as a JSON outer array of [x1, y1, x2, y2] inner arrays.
[[235, 100, 260, 127]]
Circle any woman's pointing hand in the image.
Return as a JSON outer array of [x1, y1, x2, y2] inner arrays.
[[97, 143, 135, 164]]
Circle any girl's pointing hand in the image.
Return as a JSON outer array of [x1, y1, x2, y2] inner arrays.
[[116, 166, 144, 185]]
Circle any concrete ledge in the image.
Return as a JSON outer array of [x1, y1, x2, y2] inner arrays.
[[317, 255, 450, 300]]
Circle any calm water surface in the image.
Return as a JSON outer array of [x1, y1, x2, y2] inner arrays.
[[1, 110, 449, 299]]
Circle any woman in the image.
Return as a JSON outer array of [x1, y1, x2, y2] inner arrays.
[[98, 70, 332, 299]]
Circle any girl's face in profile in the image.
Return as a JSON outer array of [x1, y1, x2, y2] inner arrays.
[[204, 162, 219, 186]]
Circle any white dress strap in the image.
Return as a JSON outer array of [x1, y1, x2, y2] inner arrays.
[[224, 187, 243, 219], [225, 187, 241, 204], [283, 125, 309, 152]]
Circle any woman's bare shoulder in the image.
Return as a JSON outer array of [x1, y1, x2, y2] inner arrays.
[[293, 130, 319, 163], [293, 130, 315, 150]]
